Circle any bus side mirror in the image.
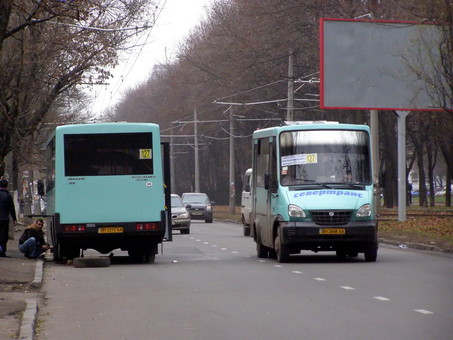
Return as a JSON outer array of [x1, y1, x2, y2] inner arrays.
[[37, 180, 45, 196]]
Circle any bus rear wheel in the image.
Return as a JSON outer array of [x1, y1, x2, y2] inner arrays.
[[256, 242, 268, 258], [54, 242, 80, 262], [128, 246, 156, 263]]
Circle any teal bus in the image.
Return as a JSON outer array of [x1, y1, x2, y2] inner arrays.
[[251, 121, 378, 263], [44, 123, 171, 262]]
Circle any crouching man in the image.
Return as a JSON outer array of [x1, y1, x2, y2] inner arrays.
[[18, 219, 53, 259]]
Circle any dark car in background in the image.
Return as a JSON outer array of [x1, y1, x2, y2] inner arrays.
[[181, 193, 213, 223], [171, 194, 191, 234]]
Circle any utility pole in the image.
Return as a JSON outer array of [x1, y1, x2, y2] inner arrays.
[[194, 108, 200, 193], [170, 124, 175, 193], [228, 106, 235, 214], [287, 49, 294, 121]]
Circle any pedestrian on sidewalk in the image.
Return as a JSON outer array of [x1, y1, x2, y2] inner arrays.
[[18, 219, 52, 259], [0, 179, 17, 257]]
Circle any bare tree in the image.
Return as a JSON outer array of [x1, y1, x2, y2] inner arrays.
[[0, 0, 159, 179]]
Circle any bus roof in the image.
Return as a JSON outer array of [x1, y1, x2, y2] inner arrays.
[[55, 122, 159, 134], [45, 122, 160, 146], [252, 122, 370, 139]]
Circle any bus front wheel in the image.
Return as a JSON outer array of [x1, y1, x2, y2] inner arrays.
[[364, 244, 378, 262], [275, 228, 290, 263]]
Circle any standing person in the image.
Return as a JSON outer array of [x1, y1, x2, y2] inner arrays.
[[18, 219, 52, 259], [0, 179, 17, 257]]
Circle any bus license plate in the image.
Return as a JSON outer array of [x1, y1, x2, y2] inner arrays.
[[320, 228, 345, 235], [98, 227, 124, 234]]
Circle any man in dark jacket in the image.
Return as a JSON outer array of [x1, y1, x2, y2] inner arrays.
[[18, 219, 52, 259], [0, 179, 17, 257]]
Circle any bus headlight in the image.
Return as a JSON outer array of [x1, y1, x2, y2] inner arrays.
[[356, 204, 371, 217], [288, 204, 306, 218]]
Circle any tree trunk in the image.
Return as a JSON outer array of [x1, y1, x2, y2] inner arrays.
[[380, 113, 397, 208], [415, 143, 428, 207], [446, 171, 451, 207]]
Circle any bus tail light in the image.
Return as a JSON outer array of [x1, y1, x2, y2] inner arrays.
[[63, 224, 86, 232], [136, 222, 159, 231]]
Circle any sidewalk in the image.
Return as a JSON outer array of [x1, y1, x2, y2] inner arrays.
[[0, 227, 44, 340]]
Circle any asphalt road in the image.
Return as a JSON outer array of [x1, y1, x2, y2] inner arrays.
[[37, 221, 453, 340]]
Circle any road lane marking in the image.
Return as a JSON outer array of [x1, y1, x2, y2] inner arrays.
[[374, 296, 390, 301], [292, 271, 303, 274], [341, 286, 355, 290], [274, 265, 283, 268], [314, 278, 326, 281], [221, 248, 228, 250], [258, 260, 266, 263], [415, 309, 434, 315], [232, 251, 238, 254], [203, 242, 209, 244]]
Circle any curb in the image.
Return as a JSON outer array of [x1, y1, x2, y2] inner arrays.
[[18, 260, 44, 340], [19, 299, 37, 340], [31, 261, 44, 288], [378, 238, 451, 253]]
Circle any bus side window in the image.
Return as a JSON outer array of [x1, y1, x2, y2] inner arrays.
[[269, 141, 277, 192], [256, 139, 269, 188]]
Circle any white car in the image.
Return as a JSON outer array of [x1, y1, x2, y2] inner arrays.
[[171, 194, 191, 234]]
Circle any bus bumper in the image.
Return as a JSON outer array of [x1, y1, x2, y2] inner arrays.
[[279, 220, 378, 252]]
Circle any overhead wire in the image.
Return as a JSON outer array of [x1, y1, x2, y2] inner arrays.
[[91, 0, 168, 115]]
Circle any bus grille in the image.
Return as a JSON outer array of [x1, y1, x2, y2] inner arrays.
[[310, 210, 352, 226]]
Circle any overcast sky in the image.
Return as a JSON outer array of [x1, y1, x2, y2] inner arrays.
[[89, 0, 213, 117]]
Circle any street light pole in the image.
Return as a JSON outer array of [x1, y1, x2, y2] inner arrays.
[[229, 106, 235, 214], [194, 108, 200, 193], [170, 124, 175, 193]]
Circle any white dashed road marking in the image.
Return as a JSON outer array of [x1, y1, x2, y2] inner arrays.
[[374, 296, 390, 301], [415, 309, 434, 315], [185, 234, 437, 317]]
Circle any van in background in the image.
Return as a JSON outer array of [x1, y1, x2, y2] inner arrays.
[[241, 168, 252, 236]]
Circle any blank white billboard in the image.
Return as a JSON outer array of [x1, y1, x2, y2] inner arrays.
[[320, 19, 451, 111]]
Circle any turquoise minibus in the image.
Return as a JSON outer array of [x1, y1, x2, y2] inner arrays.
[[44, 123, 171, 262], [251, 121, 378, 262]]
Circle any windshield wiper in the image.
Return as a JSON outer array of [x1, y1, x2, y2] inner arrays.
[[323, 182, 366, 190], [288, 182, 334, 190]]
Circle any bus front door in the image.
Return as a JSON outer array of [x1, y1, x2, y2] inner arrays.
[[253, 137, 276, 251]]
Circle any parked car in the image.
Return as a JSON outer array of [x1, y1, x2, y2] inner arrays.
[[181, 193, 213, 223], [171, 194, 191, 234]]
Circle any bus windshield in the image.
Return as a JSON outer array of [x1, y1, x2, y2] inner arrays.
[[64, 132, 154, 176], [279, 130, 371, 186]]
